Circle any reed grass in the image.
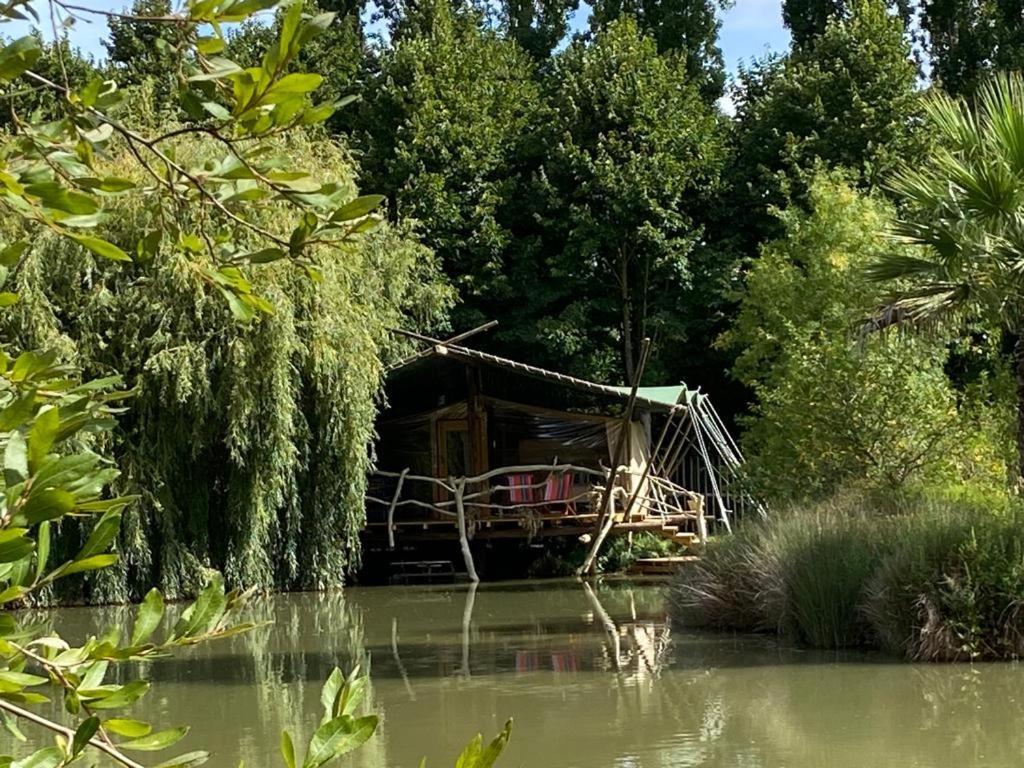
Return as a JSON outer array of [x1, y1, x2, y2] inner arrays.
[[669, 489, 1024, 660]]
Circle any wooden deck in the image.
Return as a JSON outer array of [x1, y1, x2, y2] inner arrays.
[[365, 462, 710, 581]]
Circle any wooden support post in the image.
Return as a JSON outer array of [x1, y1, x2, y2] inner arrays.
[[460, 581, 478, 677], [453, 477, 480, 583], [386, 468, 409, 550], [578, 338, 652, 577], [466, 365, 488, 476], [695, 494, 708, 543]]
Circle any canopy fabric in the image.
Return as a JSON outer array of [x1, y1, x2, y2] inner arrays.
[[609, 385, 701, 408]]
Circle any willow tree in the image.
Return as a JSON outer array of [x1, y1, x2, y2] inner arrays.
[[1, 132, 449, 602]]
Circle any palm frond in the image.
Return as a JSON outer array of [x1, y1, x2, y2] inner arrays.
[[864, 252, 942, 283]]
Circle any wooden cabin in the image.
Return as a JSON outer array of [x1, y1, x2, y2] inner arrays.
[[364, 342, 756, 578]]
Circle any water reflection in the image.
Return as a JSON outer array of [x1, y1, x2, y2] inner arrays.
[[19, 581, 1024, 768]]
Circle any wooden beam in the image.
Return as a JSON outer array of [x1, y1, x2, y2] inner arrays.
[[577, 338, 652, 576], [453, 477, 480, 583], [388, 321, 498, 369], [385, 468, 409, 549]]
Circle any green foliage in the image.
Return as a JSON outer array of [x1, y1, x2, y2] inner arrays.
[[671, 489, 1024, 660], [0, 34, 98, 128], [923, 0, 1024, 95], [869, 73, 1024, 333], [0, 133, 449, 601], [0, 350, 262, 766], [780, 0, 914, 48], [671, 494, 884, 647], [864, 505, 1024, 660], [588, 0, 729, 100], [868, 72, 1024, 479], [502, 0, 580, 60], [104, 0, 181, 92], [531, 16, 725, 383], [356, 0, 539, 332], [227, 0, 367, 134], [730, 0, 923, 248], [726, 177, 1009, 500], [597, 531, 680, 573]]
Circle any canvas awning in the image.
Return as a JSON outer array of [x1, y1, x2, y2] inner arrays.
[[608, 385, 703, 409]]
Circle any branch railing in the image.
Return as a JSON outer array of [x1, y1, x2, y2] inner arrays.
[[366, 461, 709, 583], [367, 463, 607, 522], [367, 463, 707, 529]]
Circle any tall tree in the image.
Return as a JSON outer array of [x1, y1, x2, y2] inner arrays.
[[104, 0, 182, 87], [356, 0, 540, 332], [923, 0, 1024, 95], [503, 0, 580, 59], [867, 73, 1024, 484], [781, 0, 912, 48], [589, 0, 728, 100], [728, 0, 923, 249], [534, 16, 725, 382]]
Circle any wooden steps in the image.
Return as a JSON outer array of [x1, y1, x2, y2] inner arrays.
[[655, 518, 701, 549]]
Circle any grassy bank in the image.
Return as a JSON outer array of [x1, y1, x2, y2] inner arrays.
[[669, 491, 1024, 660]]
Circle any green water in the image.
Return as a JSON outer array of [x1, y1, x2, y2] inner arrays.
[[14, 580, 1024, 767]]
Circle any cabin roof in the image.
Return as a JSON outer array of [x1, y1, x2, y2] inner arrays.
[[391, 342, 697, 413]]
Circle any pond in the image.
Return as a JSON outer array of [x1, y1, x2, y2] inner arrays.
[[21, 580, 1024, 767]]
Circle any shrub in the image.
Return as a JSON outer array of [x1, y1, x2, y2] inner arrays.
[[668, 522, 778, 632], [671, 494, 883, 647], [865, 506, 1024, 660], [671, 489, 1024, 660], [597, 532, 681, 573]]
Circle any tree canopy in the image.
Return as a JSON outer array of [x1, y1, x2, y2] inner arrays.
[[356, 0, 539, 333], [589, 0, 728, 100], [532, 16, 725, 382]]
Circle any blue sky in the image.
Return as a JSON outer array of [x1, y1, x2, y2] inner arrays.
[[11, 0, 791, 75]]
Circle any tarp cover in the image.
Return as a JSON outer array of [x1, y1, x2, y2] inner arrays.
[[608, 385, 700, 408]]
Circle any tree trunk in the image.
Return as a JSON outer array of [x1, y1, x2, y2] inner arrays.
[[1015, 335, 1024, 488], [620, 252, 635, 384]]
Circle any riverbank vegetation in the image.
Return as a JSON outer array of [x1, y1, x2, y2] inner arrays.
[[669, 71, 1024, 661], [670, 491, 1024, 661]]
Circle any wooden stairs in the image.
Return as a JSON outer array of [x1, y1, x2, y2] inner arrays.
[[629, 514, 707, 576], [655, 514, 702, 549]]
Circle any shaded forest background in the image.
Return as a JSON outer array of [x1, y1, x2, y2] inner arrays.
[[6, 0, 1022, 597]]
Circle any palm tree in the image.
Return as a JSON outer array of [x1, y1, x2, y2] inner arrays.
[[866, 71, 1024, 481]]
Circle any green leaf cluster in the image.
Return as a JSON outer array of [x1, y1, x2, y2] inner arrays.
[[725, 177, 1011, 500]]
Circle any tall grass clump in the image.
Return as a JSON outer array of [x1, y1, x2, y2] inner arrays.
[[670, 489, 1024, 660], [865, 506, 1024, 660], [671, 494, 884, 648]]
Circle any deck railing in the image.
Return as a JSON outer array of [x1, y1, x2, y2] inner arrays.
[[366, 462, 707, 556]]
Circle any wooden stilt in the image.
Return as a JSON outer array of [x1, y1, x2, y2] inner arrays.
[[460, 581, 478, 677], [453, 477, 480, 583], [578, 338, 652, 576], [695, 494, 708, 543], [386, 468, 409, 549]]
